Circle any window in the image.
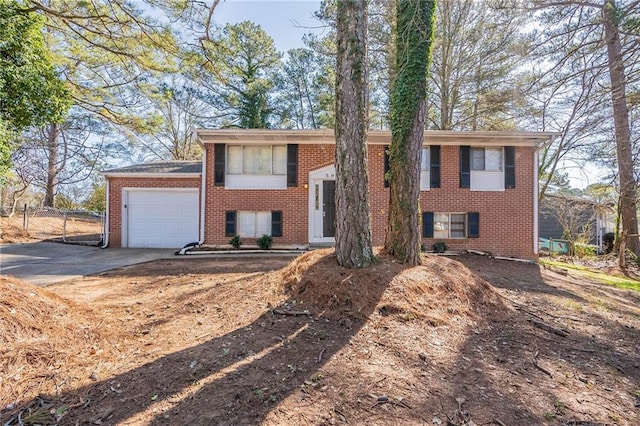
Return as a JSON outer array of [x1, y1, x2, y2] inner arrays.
[[462, 146, 510, 191], [227, 145, 287, 175], [226, 210, 283, 237], [237, 211, 272, 238], [421, 148, 429, 171], [434, 213, 467, 239], [471, 147, 502, 171], [386, 145, 440, 189], [420, 148, 430, 190], [223, 145, 289, 189], [424, 212, 479, 239]]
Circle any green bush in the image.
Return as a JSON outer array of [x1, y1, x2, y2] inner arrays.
[[257, 234, 273, 250], [229, 234, 242, 249], [432, 241, 447, 253]]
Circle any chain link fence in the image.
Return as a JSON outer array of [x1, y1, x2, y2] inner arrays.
[[1, 205, 104, 245]]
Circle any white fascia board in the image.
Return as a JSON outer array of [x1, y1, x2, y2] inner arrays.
[[103, 173, 201, 179], [194, 129, 559, 147]]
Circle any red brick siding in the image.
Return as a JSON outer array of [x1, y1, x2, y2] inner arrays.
[[203, 144, 334, 246], [202, 143, 537, 259], [417, 145, 536, 259], [106, 177, 201, 247]]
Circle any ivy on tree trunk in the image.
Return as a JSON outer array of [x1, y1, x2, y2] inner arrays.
[[384, 0, 436, 265], [334, 0, 374, 268]]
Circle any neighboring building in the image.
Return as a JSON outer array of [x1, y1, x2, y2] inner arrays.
[[103, 129, 556, 259], [539, 193, 616, 250]]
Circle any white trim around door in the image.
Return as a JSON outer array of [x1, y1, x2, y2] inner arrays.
[[122, 187, 199, 248], [308, 165, 336, 244]]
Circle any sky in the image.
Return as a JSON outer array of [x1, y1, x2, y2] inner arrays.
[[212, 0, 324, 52]]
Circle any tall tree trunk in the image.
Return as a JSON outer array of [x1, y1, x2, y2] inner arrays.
[[384, 0, 437, 265], [44, 123, 60, 207], [334, 0, 374, 268], [603, 1, 640, 255]]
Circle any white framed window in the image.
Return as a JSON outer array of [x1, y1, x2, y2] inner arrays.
[[237, 211, 272, 238], [227, 145, 286, 175], [226, 145, 287, 189], [421, 148, 429, 171], [434, 213, 467, 239], [420, 147, 430, 190], [471, 147, 503, 171]]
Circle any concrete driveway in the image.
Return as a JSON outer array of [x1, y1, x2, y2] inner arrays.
[[0, 241, 174, 286]]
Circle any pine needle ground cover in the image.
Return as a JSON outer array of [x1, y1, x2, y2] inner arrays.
[[1, 252, 639, 425]]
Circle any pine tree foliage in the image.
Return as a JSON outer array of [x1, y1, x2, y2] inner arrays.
[[274, 48, 323, 129], [429, 0, 528, 130], [199, 21, 281, 128]]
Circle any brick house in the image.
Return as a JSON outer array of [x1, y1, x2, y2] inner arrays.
[[103, 129, 556, 259]]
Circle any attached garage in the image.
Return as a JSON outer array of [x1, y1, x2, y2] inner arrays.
[[123, 189, 199, 248], [103, 161, 202, 249]]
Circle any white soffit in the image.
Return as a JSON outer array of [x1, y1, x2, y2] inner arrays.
[[194, 129, 558, 147]]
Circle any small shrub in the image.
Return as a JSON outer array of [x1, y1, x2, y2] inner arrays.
[[229, 234, 242, 249], [573, 242, 597, 258], [432, 241, 447, 253], [257, 234, 273, 250]]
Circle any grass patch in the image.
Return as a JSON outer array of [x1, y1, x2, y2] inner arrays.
[[559, 299, 584, 312], [539, 259, 640, 292]]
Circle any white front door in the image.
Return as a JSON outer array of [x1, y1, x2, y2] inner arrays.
[[308, 165, 336, 243]]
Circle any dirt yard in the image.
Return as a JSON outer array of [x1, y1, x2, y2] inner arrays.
[[1, 213, 102, 244], [1, 250, 639, 426]]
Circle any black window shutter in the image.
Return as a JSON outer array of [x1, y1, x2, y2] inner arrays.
[[460, 146, 470, 188], [468, 212, 480, 238], [383, 145, 390, 188], [430, 145, 441, 188], [271, 210, 283, 237], [225, 211, 236, 237], [504, 146, 516, 189], [422, 212, 434, 238], [214, 144, 225, 186], [287, 144, 298, 187]]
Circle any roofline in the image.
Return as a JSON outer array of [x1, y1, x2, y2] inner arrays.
[[193, 129, 560, 147], [543, 192, 616, 208], [103, 172, 201, 179]]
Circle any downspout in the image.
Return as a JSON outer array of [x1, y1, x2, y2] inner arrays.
[[197, 131, 206, 245], [533, 150, 539, 255], [199, 147, 206, 245], [101, 178, 110, 248], [177, 134, 206, 256]]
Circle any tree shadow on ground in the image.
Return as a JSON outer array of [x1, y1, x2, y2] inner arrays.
[[23, 252, 397, 425], [448, 255, 640, 424], [458, 254, 588, 303], [8, 253, 638, 425]]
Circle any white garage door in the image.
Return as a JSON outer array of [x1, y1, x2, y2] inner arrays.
[[125, 189, 199, 248]]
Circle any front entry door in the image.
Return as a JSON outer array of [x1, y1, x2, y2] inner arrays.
[[322, 180, 336, 237]]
